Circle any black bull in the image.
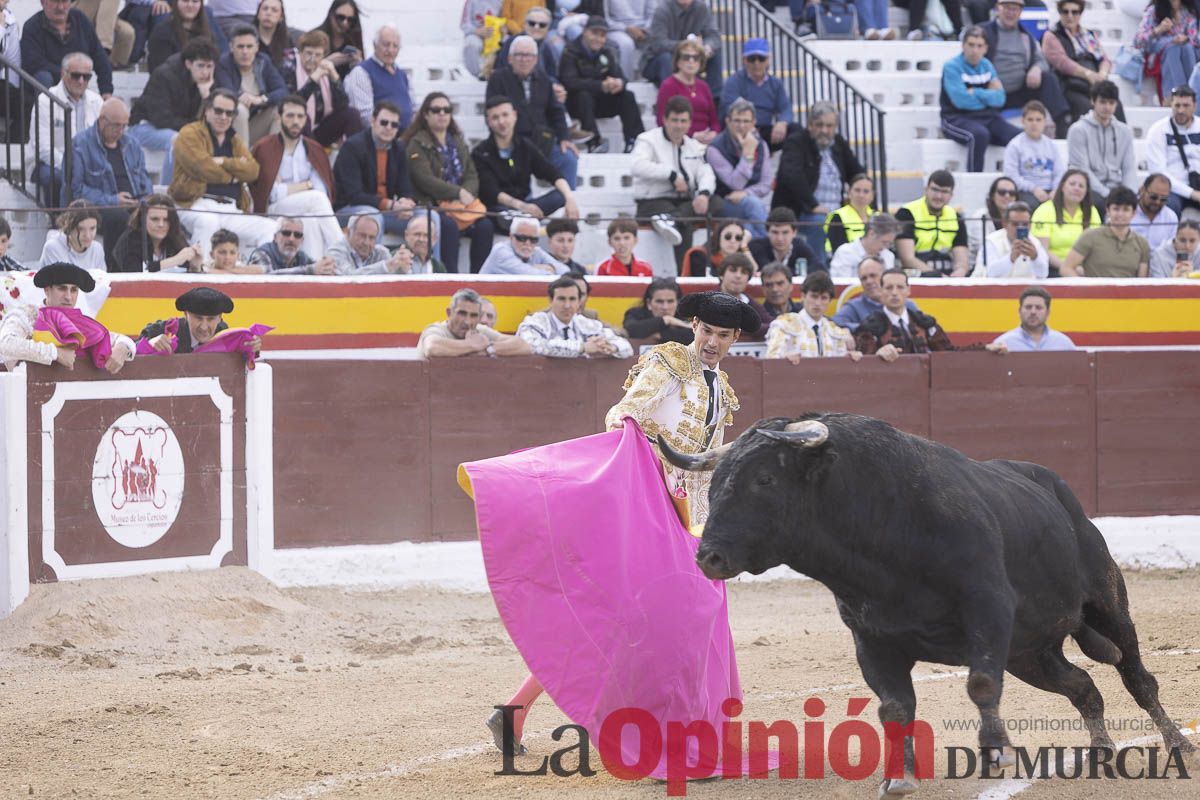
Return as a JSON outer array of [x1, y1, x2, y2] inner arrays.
[[659, 413, 1195, 794]]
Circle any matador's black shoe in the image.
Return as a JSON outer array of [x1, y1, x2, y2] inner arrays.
[[486, 709, 527, 756]]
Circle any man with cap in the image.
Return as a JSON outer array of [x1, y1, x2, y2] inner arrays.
[[558, 16, 645, 154], [719, 39, 796, 150], [605, 289, 760, 528], [140, 287, 260, 355], [0, 263, 135, 373]]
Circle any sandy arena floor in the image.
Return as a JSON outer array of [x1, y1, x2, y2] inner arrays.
[[0, 568, 1196, 800]]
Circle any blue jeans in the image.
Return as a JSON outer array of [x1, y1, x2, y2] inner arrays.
[[941, 111, 1018, 172], [719, 193, 768, 239], [119, 4, 169, 64], [854, 0, 889, 29], [34, 162, 63, 209], [1155, 40, 1198, 96], [797, 212, 827, 261], [547, 145, 578, 191], [127, 121, 176, 184]]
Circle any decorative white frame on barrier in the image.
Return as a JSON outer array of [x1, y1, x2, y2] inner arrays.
[[40, 377, 234, 581]]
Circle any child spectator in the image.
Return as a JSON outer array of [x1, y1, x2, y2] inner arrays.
[[0, 216, 26, 271], [1004, 101, 1065, 207], [545, 218, 588, 275], [597, 218, 653, 276], [205, 229, 264, 274]]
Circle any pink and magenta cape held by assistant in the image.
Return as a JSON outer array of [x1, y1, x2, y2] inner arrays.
[[458, 422, 767, 779]]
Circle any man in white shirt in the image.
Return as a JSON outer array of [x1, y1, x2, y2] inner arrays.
[[973, 201, 1049, 278], [33, 52, 101, 208], [249, 96, 344, 256], [765, 271, 861, 362], [480, 216, 569, 275], [517, 275, 633, 358], [631, 95, 722, 267], [1145, 85, 1200, 217], [1129, 173, 1179, 251], [987, 286, 1077, 353], [829, 213, 898, 278]]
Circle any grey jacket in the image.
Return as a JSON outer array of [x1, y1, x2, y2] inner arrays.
[[647, 0, 719, 57], [1149, 236, 1200, 278], [1066, 112, 1137, 198], [328, 238, 394, 275], [607, 0, 655, 29]]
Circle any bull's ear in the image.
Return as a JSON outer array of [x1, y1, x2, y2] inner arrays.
[[756, 420, 829, 448]]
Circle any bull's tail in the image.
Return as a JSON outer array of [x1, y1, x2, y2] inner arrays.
[[1072, 624, 1123, 665]]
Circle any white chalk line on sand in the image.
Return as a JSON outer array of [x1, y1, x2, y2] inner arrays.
[[973, 726, 1198, 800], [260, 648, 1200, 799]]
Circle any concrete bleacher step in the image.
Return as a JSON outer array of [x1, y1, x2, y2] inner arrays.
[[881, 104, 1168, 149], [911, 137, 1156, 174]]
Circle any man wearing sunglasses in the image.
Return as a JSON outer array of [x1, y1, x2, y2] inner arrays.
[[169, 88, 277, 259], [248, 216, 336, 275], [719, 39, 795, 150], [1128, 173, 1178, 250], [479, 215, 569, 275], [32, 52, 101, 209]]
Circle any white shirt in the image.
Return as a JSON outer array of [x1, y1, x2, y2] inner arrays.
[[884, 307, 910, 329], [972, 228, 1050, 278], [269, 141, 327, 204], [1145, 113, 1200, 199], [829, 238, 896, 278]]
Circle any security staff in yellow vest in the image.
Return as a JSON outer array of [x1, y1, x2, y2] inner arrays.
[[895, 170, 970, 277]]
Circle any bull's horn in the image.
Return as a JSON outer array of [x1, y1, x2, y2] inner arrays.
[[656, 435, 733, 472], [757, 420, 829, 447]]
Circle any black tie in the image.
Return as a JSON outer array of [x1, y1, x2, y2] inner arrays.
[[703, 370, 716, 427], [899, 319, 915, 352], [813, 323, 824, 356], [561, 325, 569, 340]]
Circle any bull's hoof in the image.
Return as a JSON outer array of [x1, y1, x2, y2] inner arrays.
[[878, 776, 919, 798], [983, 746, 1016, 769]]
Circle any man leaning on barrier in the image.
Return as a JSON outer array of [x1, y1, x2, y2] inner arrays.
[[417, 288, 529, 358], [140, 286, 261, 355], [0, 262, 135, 372]]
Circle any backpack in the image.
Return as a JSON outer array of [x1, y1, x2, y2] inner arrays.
[[813, 1, 859, 40]]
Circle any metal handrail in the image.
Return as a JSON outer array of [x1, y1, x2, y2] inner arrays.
[[712, 0, 888, 209], [1, 55, 74, 211]]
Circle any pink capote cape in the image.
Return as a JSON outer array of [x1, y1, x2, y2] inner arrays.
[[459, 422, 764, 780], [33, 306, 112, 368], [136, 320, 273, 369]]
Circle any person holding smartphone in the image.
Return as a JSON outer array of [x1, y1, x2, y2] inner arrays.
[[973, 200, 1050, 278], [1149, 219, 1200, 277]]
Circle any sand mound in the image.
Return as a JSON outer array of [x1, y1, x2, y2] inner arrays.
[[0, 567, 313, 654]]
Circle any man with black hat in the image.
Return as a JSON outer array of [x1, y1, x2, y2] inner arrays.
[[140, 287, 260, 355], [0, 263, 135, 373], [604, 290, 760, 526]]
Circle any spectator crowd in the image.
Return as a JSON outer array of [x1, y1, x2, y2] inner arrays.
[[0, 0, 1195, 371]]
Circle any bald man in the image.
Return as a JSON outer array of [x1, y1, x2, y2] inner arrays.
[[343, 25, 413, 129], [70, 96, 153, 268]]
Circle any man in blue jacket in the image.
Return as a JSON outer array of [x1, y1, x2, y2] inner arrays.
[[216, 25, 287, 147], [719, 39, 796, 150], [68, 97, 152, 268], [940, 25, 1017, 172]]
